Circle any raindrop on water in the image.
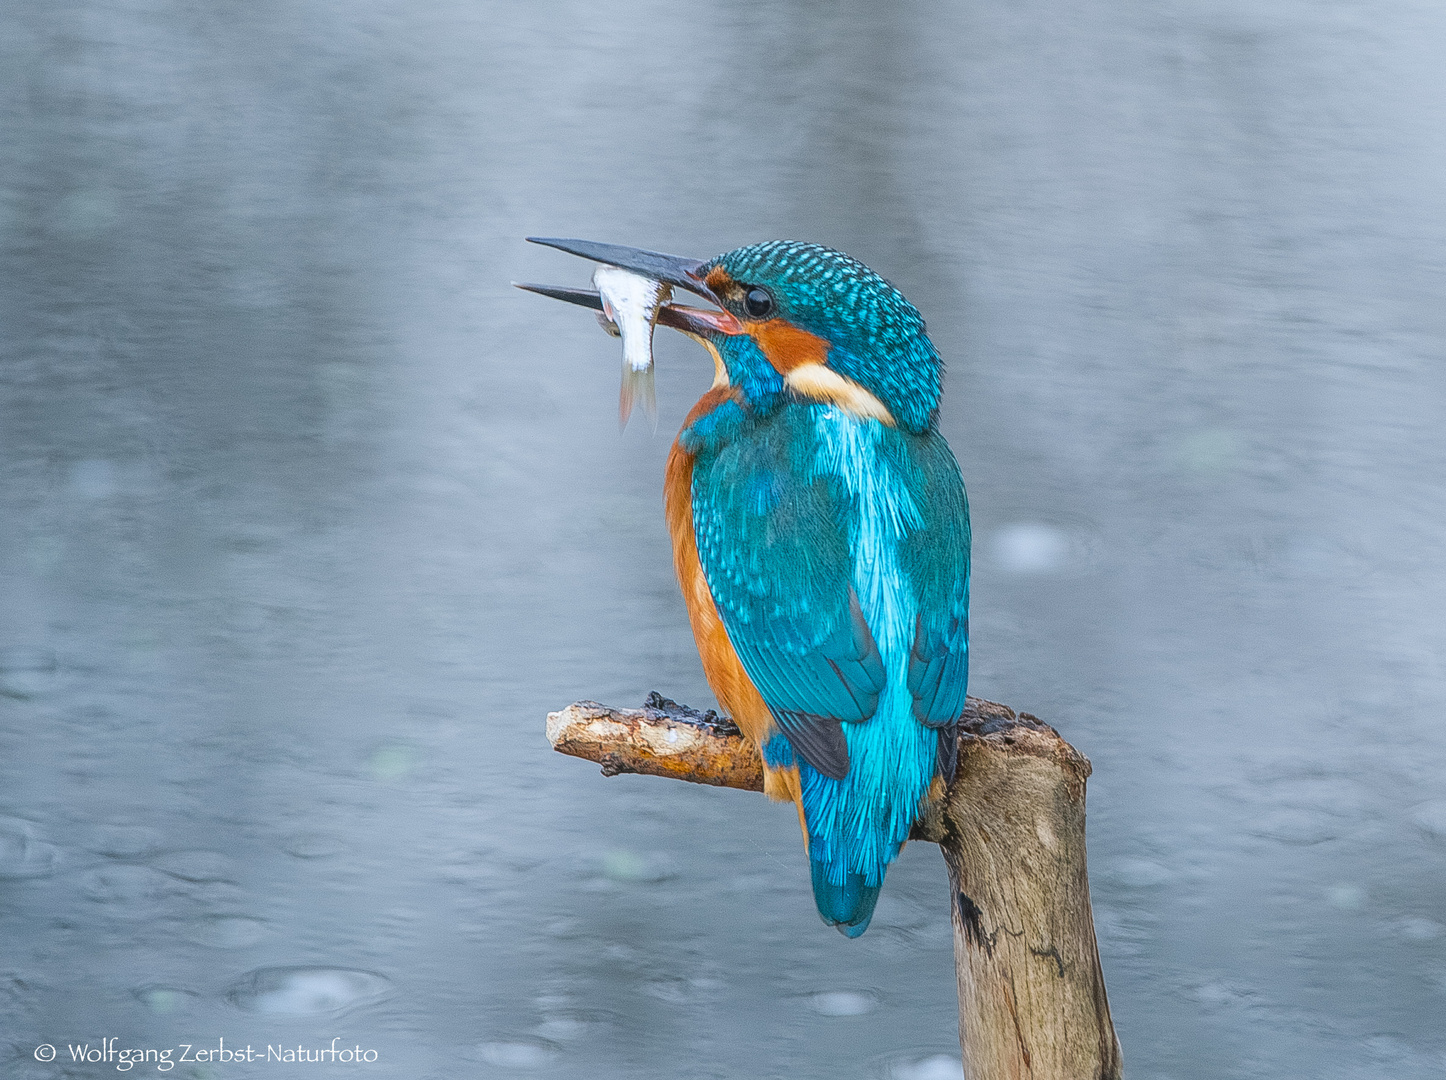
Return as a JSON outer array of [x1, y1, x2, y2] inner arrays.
[[1170, 428, 1244, 475], [90, 825, 163, 858], [810, 990, 878, 1016], [50, 188, 120, 238], [227, 967, 389, 1015], [281, 832, 345, 859], [368, 745, 419, 782], [600, 849, 677, 883], [0, 819, 60, 879], [1393, 917, 1442, 941], [991, 523, 1070, 575], [475, 1040, 560, 1069], [0, 648, 57, 700], [1106, 858, 1173, 889], [889, 1053, 965, 1080], [1411, 801, 1446, 839], [184, 916, 270, 948], [151, 851, 235, 883], [1326, 884, 1366, 910], [1193, 981, 1251, 1008], [68, 459, 118, 500], [533, 1010, 612, 1042], [82, 864, 179, 913], [1248, 809, 1340, 846], [133, 986, 201, 1014]]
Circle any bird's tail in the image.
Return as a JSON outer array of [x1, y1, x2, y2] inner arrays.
[[794, 712, 940, 937], [767, 716, 935, 938], [809, 858, 883, 938], [798, 758, 914, 939]]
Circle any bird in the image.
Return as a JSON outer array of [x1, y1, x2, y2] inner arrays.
[[519, 238, 970, 936]]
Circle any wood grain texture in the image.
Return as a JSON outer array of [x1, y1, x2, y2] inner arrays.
[[936, 700, 1122, 1080], [545, 693, 1122, 1080]]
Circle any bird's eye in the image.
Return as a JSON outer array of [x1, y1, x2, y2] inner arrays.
[[743, 287, 775, 319]]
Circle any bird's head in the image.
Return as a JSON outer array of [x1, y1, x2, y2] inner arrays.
[[518, 238, 943, 433]]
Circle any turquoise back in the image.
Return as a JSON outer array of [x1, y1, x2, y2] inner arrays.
[[686, 396, 969, 934]]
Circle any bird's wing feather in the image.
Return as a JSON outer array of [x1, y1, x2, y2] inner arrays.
[[890, 431, 971, 771], [690, 409, 886, 779]]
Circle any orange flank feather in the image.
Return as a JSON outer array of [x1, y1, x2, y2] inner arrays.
[[665, 388, 805, 824]]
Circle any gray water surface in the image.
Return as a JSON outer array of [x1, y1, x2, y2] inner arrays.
[[3, 2, 1446, 1078]]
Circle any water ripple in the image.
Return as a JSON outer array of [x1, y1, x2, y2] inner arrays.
[[227, 967, 390, 1015], [886, 1052, 964, 1080], [0, 820, 60, 880], [811, 989, 879, 1017], [475, 1040, 561, 1069]]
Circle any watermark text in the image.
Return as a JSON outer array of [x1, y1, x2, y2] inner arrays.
[[33, 1037, 379, 1071]]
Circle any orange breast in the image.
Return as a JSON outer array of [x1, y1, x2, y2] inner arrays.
[[665, 389, 801, 808]]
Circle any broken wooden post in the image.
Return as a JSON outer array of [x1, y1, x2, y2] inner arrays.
[[547, 692, 1122, 1080]]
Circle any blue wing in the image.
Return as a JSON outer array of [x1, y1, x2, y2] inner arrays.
[[690, 407, 969, 779], [889, 432, 970, 723], [690, 407, 886, 778], [889, 430, 971, 778]]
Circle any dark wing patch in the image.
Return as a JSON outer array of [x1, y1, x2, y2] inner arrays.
[[774, 711, 850, 779], [908, 613, 969, 728], [936, 722, 959, 786]]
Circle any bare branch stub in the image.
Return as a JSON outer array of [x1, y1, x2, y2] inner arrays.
[[546, 693, 764, 791], [939, 707, 1120, 1080]]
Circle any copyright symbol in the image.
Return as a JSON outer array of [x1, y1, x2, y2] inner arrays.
[[34, 1044, 56, 1061]]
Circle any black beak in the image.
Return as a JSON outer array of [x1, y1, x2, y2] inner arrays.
[[523, 237, 718, 302], [512, 281, 744, 339], [516, 237, 746, 337], [512, 282, 606, 311]]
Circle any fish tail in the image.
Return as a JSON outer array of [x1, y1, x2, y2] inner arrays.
[[618, 363, 656, 432]]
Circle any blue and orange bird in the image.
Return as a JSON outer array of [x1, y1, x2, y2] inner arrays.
[[520, 238, 970, 936]]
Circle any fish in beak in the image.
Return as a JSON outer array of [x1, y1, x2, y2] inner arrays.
[[515, 238, 744, 429]]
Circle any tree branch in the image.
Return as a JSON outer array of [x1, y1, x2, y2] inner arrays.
[[545, 691, 1122, 1080], [546, 693, 765, 790]]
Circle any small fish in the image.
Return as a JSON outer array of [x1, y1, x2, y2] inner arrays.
[[593, 264, 672, 431]]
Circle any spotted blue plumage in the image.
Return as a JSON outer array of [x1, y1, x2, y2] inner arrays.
[[685, 242, 969, 935], [711, 241, 944, 433]]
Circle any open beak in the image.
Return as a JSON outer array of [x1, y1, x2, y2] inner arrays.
[[515, 237, 744, 336], [524, 237, 715, 299]]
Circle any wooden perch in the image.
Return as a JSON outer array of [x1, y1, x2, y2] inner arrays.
[[546, 694, 765, 791], [546, 692, 1122, 1080]]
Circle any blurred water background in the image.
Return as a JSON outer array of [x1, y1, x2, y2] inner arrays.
[[3, 1, 1446, 1077]]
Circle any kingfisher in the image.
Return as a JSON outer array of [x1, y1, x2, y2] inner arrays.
[[520, 238, 970, 936]]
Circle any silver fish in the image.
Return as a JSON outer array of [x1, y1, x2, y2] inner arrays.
[[593, 264, 672, 431]]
